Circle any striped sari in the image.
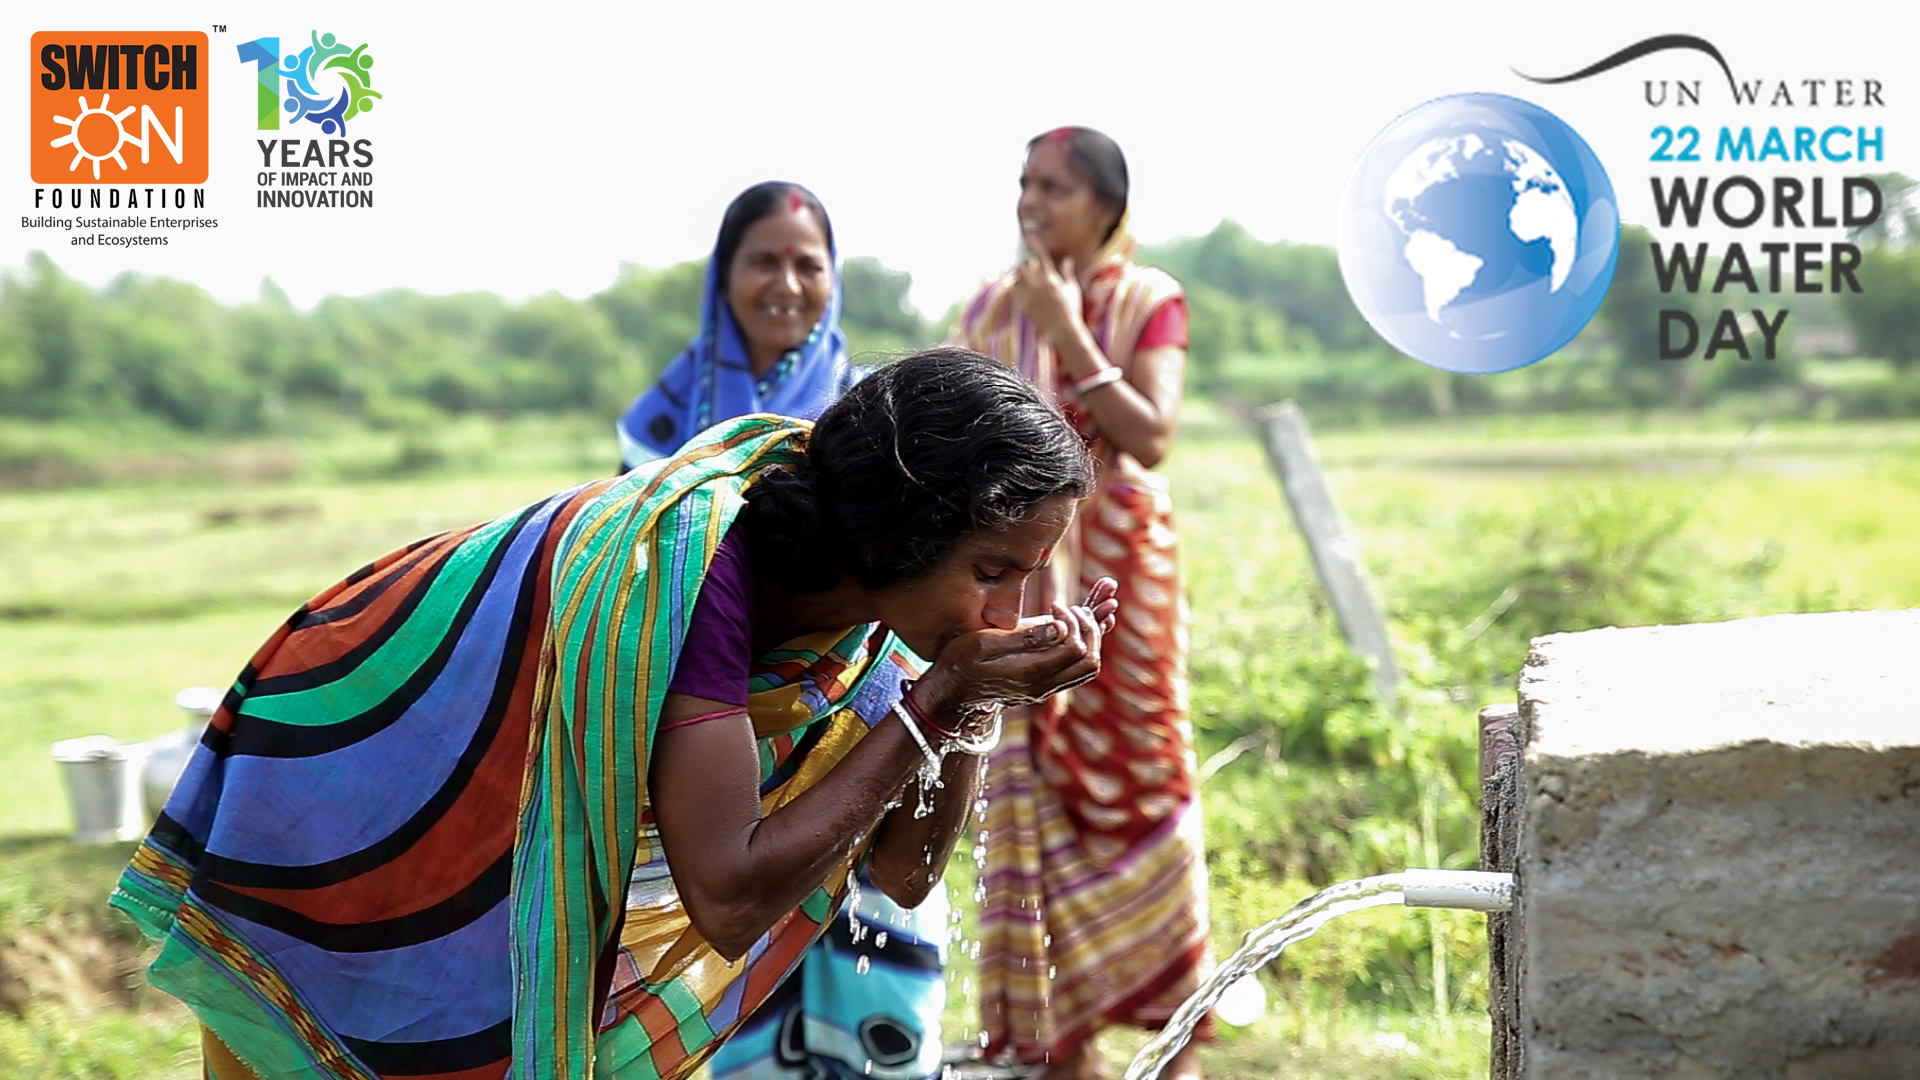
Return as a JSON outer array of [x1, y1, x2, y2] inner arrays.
[[953, 233, 1216, 1065], [112, 415, 916, 1080]]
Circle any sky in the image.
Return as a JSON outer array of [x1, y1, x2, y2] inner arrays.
[[4, 0, 1914, 318]]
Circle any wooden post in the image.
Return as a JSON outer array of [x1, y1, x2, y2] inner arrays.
[[1256, 401, 1402, 711], [1480, 703, 1524, 1080]]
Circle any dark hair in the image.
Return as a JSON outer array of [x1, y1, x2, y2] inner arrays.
[[743, 348, 1095, 593], [713, 181, 833, 276], [1028, 126, 1129, 241]]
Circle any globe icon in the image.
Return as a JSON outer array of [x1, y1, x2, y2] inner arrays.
[[1337, 93, 1618, 374]]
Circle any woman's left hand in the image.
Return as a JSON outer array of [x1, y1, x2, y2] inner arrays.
[[1013, 231, 1083, 346], [1082, 576, 1120, 636]]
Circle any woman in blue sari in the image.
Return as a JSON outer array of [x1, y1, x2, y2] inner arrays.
[[616, 182, 950, 1080], [616, 181, 859, 472]]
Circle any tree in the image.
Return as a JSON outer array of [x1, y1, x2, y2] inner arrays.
[[838, 257, 926, 346], [1144, 222, 1372, 355], [0, 253, 110, 420], [1589, 225, 1716, 407], [1838, 246, 1920, 368], [491, 293, 639, 412]]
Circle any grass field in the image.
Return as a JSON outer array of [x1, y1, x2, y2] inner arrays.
[[3, 399, 1918, 1078]]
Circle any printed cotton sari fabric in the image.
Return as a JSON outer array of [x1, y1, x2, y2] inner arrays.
[[953, 231, 1216, 1065], [114, 415, 914, 1080]]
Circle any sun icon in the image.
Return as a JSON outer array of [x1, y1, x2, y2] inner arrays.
[[48, 94, 135, 180]]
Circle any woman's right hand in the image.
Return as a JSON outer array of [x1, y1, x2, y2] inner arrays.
[[920, 589, 1115, 711]]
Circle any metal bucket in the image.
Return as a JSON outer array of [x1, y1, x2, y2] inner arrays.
[[51, 735, 151, 844]]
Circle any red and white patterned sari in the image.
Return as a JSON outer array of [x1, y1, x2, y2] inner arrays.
[[952, 232, 1216, 1066]]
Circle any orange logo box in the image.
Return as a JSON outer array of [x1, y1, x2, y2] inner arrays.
[[31, 31, 208, 185]]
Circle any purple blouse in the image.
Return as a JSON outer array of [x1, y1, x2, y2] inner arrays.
[[665, 523, 754, 708]]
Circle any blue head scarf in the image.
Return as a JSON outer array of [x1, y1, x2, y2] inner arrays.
[[616, 183, 856, 471]]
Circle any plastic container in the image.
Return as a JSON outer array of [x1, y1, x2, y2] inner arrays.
[[141, 687, 221, 821]]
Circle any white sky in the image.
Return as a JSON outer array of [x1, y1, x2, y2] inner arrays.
[[4, 0, 1913, 317]]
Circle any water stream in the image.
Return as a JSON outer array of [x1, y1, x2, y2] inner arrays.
[[1121, 870, 1514, 1080]]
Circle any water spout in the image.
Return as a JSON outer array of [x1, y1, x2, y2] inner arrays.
[[1400, 868, 1514, 912], [1120, 869, 1517, 1080]]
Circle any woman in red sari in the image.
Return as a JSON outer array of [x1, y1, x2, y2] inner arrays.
[[952, 127, 1213, 1080]]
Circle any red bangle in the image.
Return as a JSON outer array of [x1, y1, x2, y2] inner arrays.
[[900, 680, 962, 740]]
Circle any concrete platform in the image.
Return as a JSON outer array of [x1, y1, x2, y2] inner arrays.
[[1494, 609, 1920, 1080]]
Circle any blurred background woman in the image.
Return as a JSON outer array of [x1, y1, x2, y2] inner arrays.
[[952, 126, 1214, 1080], [615, 181, 857, 472]]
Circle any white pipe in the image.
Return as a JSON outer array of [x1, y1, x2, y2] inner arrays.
[[1400, 869, 1515, 912]]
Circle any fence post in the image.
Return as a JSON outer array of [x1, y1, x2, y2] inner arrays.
[[1256, 400, 1402, 711]]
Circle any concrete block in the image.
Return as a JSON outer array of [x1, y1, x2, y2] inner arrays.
[[1512, 610, 1920, 1080]]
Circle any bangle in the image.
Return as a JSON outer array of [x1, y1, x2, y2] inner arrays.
[[900, 680, 1003, 756], [1068, 365, 1125, 399], [890, 700, 944, 772], [900, 680, 961, 739]]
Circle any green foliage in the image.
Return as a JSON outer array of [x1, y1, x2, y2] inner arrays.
[[1593, 224, 1701, 408], [591, 260, 701, 382], [1144, 222, 1374, 356], [1838, 245, 1920, 368], [0, 251, 935, 446], [5, 404, 1920, 1074], [12, 198, 1920, 449], [1135, 205, 1919, 423], [1158, 402, 1920, 1016], [839, 257, 926, 345]]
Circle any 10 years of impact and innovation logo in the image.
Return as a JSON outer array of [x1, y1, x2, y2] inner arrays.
[[238, 30, 383, 208]]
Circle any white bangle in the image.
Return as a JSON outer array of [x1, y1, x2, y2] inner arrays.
[[1068, 365, 1125, 399], [891, 700, 944, 772]]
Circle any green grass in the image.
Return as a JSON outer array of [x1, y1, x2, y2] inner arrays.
[[0, 1003, 198, 1080], [4, 399, 1919, 1078], [0, 838, 197, 1080]]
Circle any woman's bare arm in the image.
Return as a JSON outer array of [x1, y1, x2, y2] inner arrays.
[[647, 612, 1098, 959]]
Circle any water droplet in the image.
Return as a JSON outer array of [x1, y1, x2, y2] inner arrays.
[[1042, 934, 1052, 948], [875, 932, 889, 949], [978, 1031, 990, 1048], [856, 955, 871, 975]]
